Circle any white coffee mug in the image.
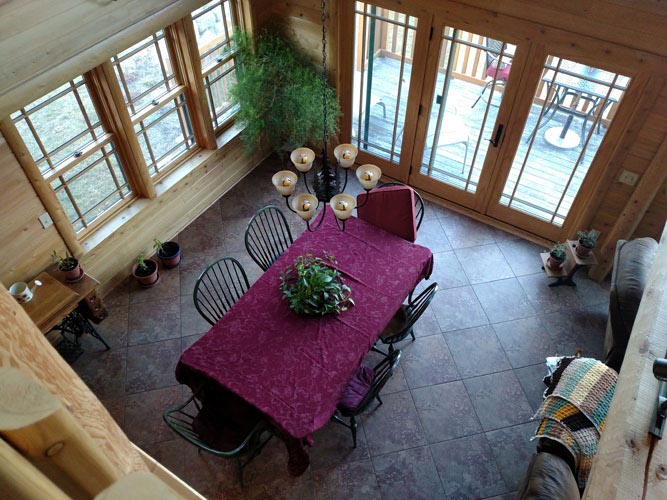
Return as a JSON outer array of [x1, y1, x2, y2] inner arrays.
[[9, 280, 41, 304]]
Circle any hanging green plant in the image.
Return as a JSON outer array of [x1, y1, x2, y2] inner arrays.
[[230, 28, 341, 158], [279, 253, 354, 316]]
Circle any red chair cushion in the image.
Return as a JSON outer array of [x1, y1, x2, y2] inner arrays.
[[357, 186, 417, 242], [337, 364, 375, 413]]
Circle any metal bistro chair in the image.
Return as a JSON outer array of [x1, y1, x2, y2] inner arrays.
[[472, 37, 512, 109], [245, 205, 294, 272], [331, 349, 401, 448], [375, 283, 439, 354], [193, 257, 250, 326], [163, 392, 273, 487], [376, 182, 425, 232]]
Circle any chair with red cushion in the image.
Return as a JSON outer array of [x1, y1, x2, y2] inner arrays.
[[472, 37, 512, 109], [330, 350, 401, 448]]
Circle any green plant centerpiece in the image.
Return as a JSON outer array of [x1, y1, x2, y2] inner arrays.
[[280, 253, 354, 316], [547, 242, 568, 270], [230, 28, 341, 159], [575, 229, 600, 258]]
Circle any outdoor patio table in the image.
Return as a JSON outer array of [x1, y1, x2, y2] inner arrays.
[[175, 209, 433, 475]]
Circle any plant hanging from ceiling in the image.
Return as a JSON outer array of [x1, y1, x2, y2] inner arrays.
[[230, 27, 341, 159]]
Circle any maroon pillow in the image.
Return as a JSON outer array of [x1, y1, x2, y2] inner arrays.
[[357, 186, 417, 242], [337, 364, 375, 413]]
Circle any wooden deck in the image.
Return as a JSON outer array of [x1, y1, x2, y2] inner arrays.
[[352, 56, 611, 225]]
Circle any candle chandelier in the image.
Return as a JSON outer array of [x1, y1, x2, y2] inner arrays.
[[271, 0, 382, 231]]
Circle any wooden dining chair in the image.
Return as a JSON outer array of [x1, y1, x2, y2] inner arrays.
[[331, 350, 401, 448], [193, 257, 250, 325], [376, 182, 425, 231], [245, 205, 294, 272], [163, 392, 273, 487], [375, 282, 439, 354]]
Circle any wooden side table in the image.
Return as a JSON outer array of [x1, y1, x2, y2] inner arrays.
[[21, 267, 110, 361], [540, 240, 597, 287]]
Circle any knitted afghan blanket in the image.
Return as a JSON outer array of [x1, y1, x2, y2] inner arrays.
[[532, 357, 618, 489]]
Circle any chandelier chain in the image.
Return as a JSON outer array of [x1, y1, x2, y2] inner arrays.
[[321, 0, 328, 156]]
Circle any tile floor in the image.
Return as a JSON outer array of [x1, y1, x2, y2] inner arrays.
[[73, 156, 610, 499]]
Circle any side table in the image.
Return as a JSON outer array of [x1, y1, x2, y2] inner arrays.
[[540, 240, 597, 287], [21, 266, 110, 362]]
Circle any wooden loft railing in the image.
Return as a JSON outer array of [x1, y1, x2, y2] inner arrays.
[[584, 221, 667, 499]]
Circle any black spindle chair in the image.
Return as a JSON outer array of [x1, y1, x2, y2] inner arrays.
[[163, 392, 273, 487], [245, 206, 294, 272], [193, 257, 250, 325], [331, 350, 402, 448]]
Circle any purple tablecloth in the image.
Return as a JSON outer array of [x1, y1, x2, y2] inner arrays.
[[176, 211, 433, 466]]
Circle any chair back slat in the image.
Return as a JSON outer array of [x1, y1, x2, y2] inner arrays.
[[245, 206, 294, 271], [193, 257, 250, 325], [404, 283, 439, 331]]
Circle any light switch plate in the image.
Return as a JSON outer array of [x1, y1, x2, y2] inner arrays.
[[619, 170, 640, 186], [38, 212, 53, 229]]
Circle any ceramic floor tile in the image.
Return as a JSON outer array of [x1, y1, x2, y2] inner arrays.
[[361, 390, 427, 457], [497, 239, 546, 277], [486, 422, 538, 491], [416, 218, 453, 253], [103, 277, 131, 308], [127, 297, 181, 345], [430, 433, 508, 500], [429, 250, 470, 290], [440, 212, 498, 249], [179, 203, 226, 255], [181, 332, 204, 353], [73, 347, 127, 399], [446, 325, 512, 378], [422, 199, 454, 220], [221, 216, 253, 254], [492, 316, 558, 368], [85, 305, 128, 349], [431, 286, 489, 333], [129, 264, 180, 303], [573, 276, 611, 307], [178, 252, 220, 297], [464, 370, 534, 431], [412, 381, 482, 443], [413, 306, 441, 337], [220, 473, 317, 500], [309, 420, 370, 471], [372, 446, 446, 500], [123, 385, 183, 447], [540, 309, 605, 359], [401, 334, 460, 388], [455, 243, 514, 284], [514, 363, 548, 411], [125, 338, 180, 394], [517, 272, 582, 314], [473, 278, 536, 324], [312, 459, 382, 500]]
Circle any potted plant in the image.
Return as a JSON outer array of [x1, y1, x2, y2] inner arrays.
[[230, 28, 341, 161], [51, 250, 83, 282], [153, 239, 182, 269], [132, 254, 159, 288], [575, 229, 600, 258], [547, 242, 568, 270], [279, 253, 354, 316]]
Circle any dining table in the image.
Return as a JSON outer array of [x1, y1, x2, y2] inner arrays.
[[175, 208, 433, 475]]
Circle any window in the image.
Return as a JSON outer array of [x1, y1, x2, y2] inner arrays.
[[192, 0, 241, 130], [111, 30, 196, 177], [11, 76, 131, 233]]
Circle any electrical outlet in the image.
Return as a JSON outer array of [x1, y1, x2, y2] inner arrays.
[[38, 212, 53, 229], [618, 170, 640, 186]]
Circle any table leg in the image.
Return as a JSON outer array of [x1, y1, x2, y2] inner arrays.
[[546, 264, 582, 287], [56, 310, 111, 350]]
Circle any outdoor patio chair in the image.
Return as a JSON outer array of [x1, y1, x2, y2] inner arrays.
[[245, 205, 293, 272], [374, 282, 439, 354], [471, 37, 512, 109], [376, 182, 425, 231], [193, 257, 250, 325], [163, 392, 273, 487], [331, 349, 401, 448]]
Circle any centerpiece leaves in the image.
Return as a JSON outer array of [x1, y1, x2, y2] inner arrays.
[[280, 253, 354, 316]]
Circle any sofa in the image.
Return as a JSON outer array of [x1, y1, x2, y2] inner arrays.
[[516, 237, 658, 499]]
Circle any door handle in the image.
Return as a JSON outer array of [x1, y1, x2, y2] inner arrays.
[[489, 124, 504, 147]]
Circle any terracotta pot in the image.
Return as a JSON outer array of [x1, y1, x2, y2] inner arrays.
[[61, 260, 84, 282], [156, 241, 182, 269], [575, 241, 594, 258], [547, 256, 565, 270], [132, 259, 159, 288]]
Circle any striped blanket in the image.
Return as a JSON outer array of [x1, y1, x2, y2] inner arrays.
[[532, 357, 617, 489]]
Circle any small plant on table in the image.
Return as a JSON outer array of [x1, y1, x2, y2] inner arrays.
[[575, 229, 600, 258], [280, 253, 354, 316], [547, 242, 568, 270]]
